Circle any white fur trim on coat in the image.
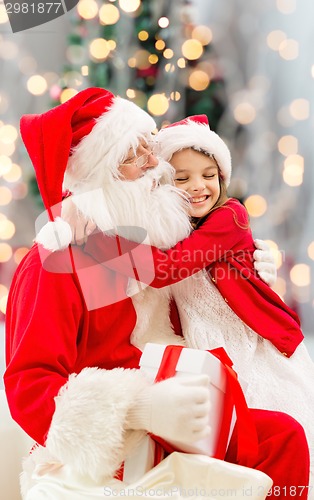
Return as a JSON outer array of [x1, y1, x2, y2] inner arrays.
[[157, 119, 232, 186], [45, 367, 149, 484]]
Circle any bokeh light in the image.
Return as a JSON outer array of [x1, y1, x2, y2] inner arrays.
[[289, 99, 310, 121], [0, 4, 9, 24], [0, 124, 18, 144], [81, 65, 89, 76], [163, 48, 174, 59], [119, 0, 141, 13], [148, 54, 158, 64], [0, 243, 12, 263], [0, 41, 19, 60], [290, 264, 311, 287], [60, 88, 78, 104], [0, 219, 15, 240], [177, 58, 186, 68], [170, 91, 181, 101], [165, 63, 175, 73], [308, 242, 314, 261], [89, 38, 110, 61], [0, 284, 8, 299], [147, 94, 169, 116], [99, 3, 120, 24], [277, 135, 298, 156], [3, 163, 22, 183], [283, 154, 304, 186], [0, 155, 12, 176], [278, 39, 299, 60], [233, 102, 256, 125], [155, 40, 166, 51], [192, 25, 213, 45], [189, 70, 210, 91], [77, 0, 98, 20], [276, 0, 296, 14], [138, 30, 149, 41], [12, 182, 28, 200], [182, 39, 203, 60], [0, 295, 8, 315], [266, 30, 287, 51], [272, 276, 287, 299], [0, 142, 15, 156], [158, 17, 169, 28], [14, 247, 30, 265], [134, 49, 151, 69], [27, 75, 48, 95], [0, 186, 13, 206], [244, 195, 267, 217]]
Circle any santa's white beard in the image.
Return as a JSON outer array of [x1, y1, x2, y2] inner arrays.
[[71, 161, 190, 348], [73, 160, 192, 249]]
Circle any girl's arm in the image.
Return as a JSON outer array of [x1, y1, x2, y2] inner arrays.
[[83, 200, 249, 288]]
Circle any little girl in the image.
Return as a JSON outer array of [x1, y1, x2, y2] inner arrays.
[[60, 114, 313, 492], [155, 114, 314, 490]]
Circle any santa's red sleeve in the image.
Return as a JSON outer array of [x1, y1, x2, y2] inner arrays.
[[4, 247, 149, 484]]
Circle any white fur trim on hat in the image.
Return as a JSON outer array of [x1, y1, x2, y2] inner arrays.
[[35, 217, 72, 252], [63, 96, 157, 195], [157, 120, 232, 186]]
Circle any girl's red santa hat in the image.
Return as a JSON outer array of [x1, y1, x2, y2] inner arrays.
[[20, 87, 156, 249], [157, 114, 232, 186]]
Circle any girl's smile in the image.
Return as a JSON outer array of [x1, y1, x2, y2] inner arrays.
[[171, 148, 220, 218]]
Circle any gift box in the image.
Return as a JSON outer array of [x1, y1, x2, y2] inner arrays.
[[123, 343, 257, 484], [122, 434, 157, 485], [139, 343, 234, 458]]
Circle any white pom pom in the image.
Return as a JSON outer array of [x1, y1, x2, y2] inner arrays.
[[35, 217, 73, 252]]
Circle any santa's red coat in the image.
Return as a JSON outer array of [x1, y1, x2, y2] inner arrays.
[[5, 244, 143, 445]]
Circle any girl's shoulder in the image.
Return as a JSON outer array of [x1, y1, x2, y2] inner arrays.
[[215, 198, 249, 225]]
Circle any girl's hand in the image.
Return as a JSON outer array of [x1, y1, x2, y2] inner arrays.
[[253, 239, 277, 287], [61, 196, 96, 246]]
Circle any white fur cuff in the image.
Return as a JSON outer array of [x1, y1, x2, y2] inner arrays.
[[45, 367, 149, 484]]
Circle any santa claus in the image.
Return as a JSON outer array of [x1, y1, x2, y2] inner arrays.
[[4, 88, 309, 499]]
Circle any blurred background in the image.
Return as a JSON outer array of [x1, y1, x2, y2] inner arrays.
[[0, 0, 314, 377]]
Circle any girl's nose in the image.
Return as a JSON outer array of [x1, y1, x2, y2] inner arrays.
[[190, 181, 206, 192]]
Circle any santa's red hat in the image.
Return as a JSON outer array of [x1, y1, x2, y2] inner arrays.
[[157, 114, 232, 186], [20, 87, 156, 249]]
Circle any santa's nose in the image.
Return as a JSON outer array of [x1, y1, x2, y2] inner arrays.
[[144, 152, 159, 169]]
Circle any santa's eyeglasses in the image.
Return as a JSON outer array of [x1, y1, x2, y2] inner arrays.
[[121, 141, 160, 168]]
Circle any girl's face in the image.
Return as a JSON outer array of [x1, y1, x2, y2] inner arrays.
[[172, 148, 220, 218]]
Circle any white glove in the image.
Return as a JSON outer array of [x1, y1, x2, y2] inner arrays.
[[253, 239, 277, 287], [126, 375, 211, 444]]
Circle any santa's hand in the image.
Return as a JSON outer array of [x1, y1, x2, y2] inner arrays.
[[253, 238, 277, 287], [126, 375, 211, 443], [61, 196, 96, 245]]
